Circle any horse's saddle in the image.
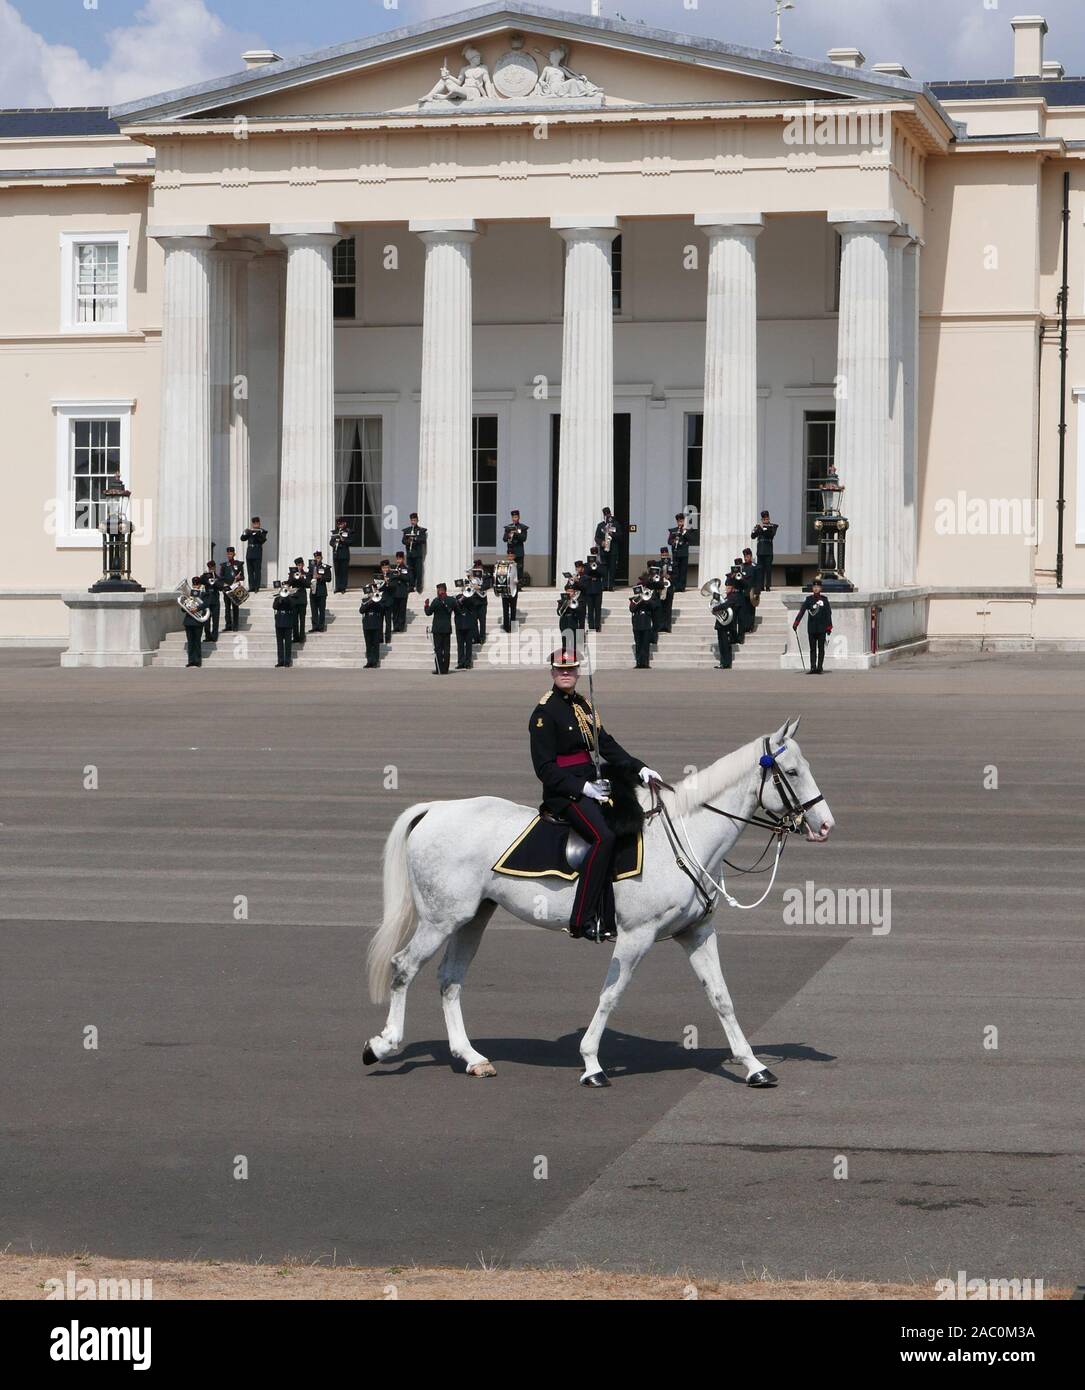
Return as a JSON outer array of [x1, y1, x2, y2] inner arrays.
[[492, 812, 643, 882]]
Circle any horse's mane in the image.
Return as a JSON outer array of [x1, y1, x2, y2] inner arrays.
[[661, 739, 760, 817]]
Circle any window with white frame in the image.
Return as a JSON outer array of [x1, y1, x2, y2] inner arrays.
[[53, 401, 133, 547], [333, 237, 357, 319], [472, 415, 499, 549], [60, 232, 128, 333]]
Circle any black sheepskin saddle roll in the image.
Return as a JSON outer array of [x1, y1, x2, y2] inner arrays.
[[492, 763, 645, 882]]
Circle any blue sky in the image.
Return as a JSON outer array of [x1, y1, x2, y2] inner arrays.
[[6, 1, 1085, 107]]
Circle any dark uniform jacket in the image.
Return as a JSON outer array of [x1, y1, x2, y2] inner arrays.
[[667, 525, 691, 557], [199, 570, 222, 607], [452, 595, 475, 632], [308, 562, 331, 595], [219, 559, 244, 586], [241, 527, 267, 562], [183, 601, 208, 633], [630, 595, 657, 631], [360, 597, 384, 631], [751, 522, 778, 556], [797, 593, 833, 635], [402, 525, 428, 556], [288, 570, 309, 607], [529, 687, 645, 812], [273, 592, 294, 630], [424, 594, 455, 634], [503, 522, 529, 560]]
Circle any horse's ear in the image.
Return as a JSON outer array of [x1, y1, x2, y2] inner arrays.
[[788, 715, 802, 739], [770, 719, 791, 747]]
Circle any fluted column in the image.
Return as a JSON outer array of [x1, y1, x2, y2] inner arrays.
[[272, 224, 341, 574], [411, 219, 478, 588], [695, 213, 763, 584], [151, 228, 217, 586], [901, 238, 921, 586], [553, 216, 619, 580], [886, 231, 907, 588], [829, 212, 899, 591], [210, 242, 257, 558]]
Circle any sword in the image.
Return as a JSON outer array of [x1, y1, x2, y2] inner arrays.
[[580, 630, 611, 803]]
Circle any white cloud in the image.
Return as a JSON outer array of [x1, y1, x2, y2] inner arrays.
[[0, 0, 257, 108]]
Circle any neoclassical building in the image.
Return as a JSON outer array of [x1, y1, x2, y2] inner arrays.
[[2, 4, 1084, 658]]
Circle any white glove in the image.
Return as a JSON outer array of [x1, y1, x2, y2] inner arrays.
[[582, 781, 610, 802], [639, 767, 662, 785]]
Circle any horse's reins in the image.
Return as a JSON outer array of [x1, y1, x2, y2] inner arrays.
[[646, 740, 825, 912]]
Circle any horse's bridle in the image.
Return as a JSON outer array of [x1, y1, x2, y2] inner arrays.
[[751, 738, 826, 834]]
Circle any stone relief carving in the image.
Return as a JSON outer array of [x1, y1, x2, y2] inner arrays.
[[419, 35, 604, 107]]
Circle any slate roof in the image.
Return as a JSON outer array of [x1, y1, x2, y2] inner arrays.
[[0, 108, 119, 138]]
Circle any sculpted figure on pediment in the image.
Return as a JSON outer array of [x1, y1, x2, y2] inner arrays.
[[534, 44, 602, 99], [422, 46, 497, 103]]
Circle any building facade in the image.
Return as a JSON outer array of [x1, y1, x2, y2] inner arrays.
[[2, 4, 1084, 656]]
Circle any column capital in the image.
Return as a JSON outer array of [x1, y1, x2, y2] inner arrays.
[[409, 217, 481, 237], [149, 225, 222, 249], [828, 209, 902, 235], [694, 212, 764, 237], [270, 222, 346, 246], [212, 238, 263, 262], [551, 215, 621, 242]]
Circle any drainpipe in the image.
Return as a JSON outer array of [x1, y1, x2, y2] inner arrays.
[[1056, 170, 1070, 588]]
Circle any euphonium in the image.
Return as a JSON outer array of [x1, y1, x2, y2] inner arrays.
[[700, 577, 723, 604]]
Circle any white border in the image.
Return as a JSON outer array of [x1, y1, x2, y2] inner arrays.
[[59, 231, 129, 334], [52, 399, 134, 549], [1075, 387, 1085, 545]]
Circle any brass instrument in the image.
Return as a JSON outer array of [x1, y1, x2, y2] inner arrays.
[[700, 577, 724, 604], [601, 519, 616, 553], [176, 579, 210, 623], [712, 601, 735, 626], [557, 589, 581, 617], [330, 526, 350, 550]]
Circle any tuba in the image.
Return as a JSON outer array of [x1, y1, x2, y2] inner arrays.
[[700, 577, 723, 604], [176, 579, 210, 622], [711, 601, 734, 626]]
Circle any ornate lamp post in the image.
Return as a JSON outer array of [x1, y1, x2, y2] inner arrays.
[[807, 462, 854, 593], [90, 475, 143, 592]]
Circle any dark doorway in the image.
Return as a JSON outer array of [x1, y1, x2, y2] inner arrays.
[[549, 413, 632, 586]]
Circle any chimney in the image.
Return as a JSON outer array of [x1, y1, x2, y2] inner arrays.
[[1011, 16, 1047, 78], [872, 62, 912, 79], [1042, 59, 1064, 80], [242, 49, 282, 69], [828, 47, 866, 70]]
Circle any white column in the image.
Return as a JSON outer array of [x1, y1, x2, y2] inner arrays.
[[829, 211, 899, 592], [150, 228, 218, 588], [695, 213, 763, 585], [411, 219, 478, 588], [887, 231, 908, 588], [271, 224, 341, 574], [210, 242, 257, 559], [552, 216, 619, 580], [901, 237, 921, 585]]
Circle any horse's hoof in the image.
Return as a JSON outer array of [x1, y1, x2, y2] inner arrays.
[[579, 1069, 610, 1088], [747, 1068, 778, 1088], [466, 1061, 497, 1078], [362, 1044, 379, 1066]]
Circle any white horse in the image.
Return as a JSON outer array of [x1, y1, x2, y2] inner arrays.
[[365, 718, 833, 1088]]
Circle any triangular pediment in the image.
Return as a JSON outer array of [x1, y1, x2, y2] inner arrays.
[[111, 3, 949, 129]]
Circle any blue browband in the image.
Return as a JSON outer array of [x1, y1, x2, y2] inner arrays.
[[759, 745, 787, 769]]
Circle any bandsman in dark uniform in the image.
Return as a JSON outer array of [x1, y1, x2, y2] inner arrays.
[[793, 578, 833, 674], [594, 508, 620, 591], [219, 547, 244, 632], [330, 517, 351, 594], [558, 579, 585, 650], [308, 551, 331, 632], [402, 513, 427, 594], [240, 517, 268, 593], [715, 583, 740, 670], [424, 583, 454, 674], [468, 559, 489, 645], [529, 648, 660, 941], [499, 547, 518, 633], [453, 584, 475, 669], [288, 557, 309, 645], [741, 548, 761, 629], [751, 511, 778, 592], [630, 582, 656, 669], [198, 560, 222, 642], [360, 585, 384, 668], [183, 578, 209, 666], [651, 550, 674, 635], [728, 557, 754, 641], [582, 551, 605, 631], [273, 581, 295, 667], [391, 552, 410, 633], [503, 510, 528, 572], [667, 513, 691, 592], [376, 560, 395, 643]]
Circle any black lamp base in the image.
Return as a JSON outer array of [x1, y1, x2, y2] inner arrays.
[[89, 578, 145, 593], [804, 574, 855, 594]]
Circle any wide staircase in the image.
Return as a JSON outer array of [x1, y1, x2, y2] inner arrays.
[[153, 586, 794, 670]]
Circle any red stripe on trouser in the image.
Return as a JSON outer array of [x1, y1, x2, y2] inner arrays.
[[567, 801, 609, 928]]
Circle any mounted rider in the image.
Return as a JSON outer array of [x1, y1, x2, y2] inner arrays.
[[529, 647, 660, 942]]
